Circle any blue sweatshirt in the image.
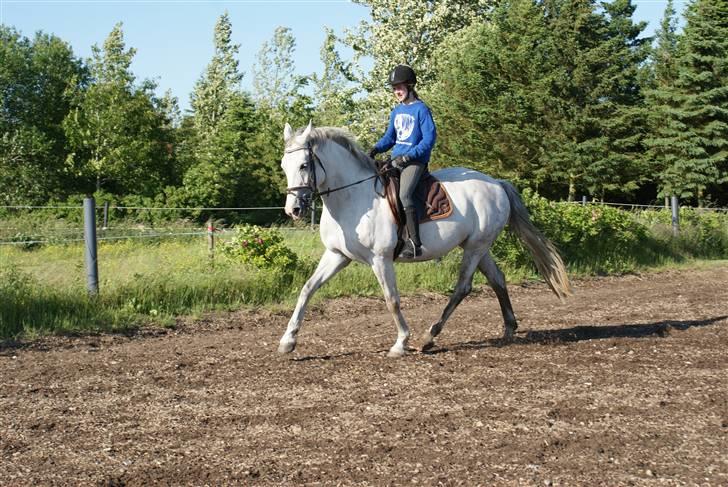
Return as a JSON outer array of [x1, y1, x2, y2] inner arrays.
[[373, 100, 437, 165]]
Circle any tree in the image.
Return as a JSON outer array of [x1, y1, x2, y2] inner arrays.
[[311, 27, 357, 127], [181, 13, 284, 212], [190, 12, 243, 140], [432, 0, 650, 200], [63, 23, 172, 196], [430, 0, 552, 180], [252, 26, 307, 111], [248, 26, 313, 200], [582, 0, 651, 200], [342, 0, 492, 144], [652, 0, 680, 88], [644, 0, 728, 205], [0, 27, 86, 204]]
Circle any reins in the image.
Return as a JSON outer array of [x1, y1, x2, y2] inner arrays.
[[285, 143, 392, 199]]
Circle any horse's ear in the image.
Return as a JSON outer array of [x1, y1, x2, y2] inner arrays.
[[300, 120, 313, 140], [283, 123, 293, 142]]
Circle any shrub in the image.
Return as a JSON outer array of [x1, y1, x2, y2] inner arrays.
[[492, 189, 661, 274], [220, 225, 300, 271], [636, 208, 728, 258]]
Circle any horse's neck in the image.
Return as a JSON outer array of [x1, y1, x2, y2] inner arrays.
[[318, 143, 378, 221]]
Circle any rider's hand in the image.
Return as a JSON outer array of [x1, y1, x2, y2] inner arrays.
[[391, 155, 410, 168]]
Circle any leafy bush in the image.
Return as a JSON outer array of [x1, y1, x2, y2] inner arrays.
[[492, 189, 662, 274], [221, 225, 300, 271], [636, 208, 728, 258], [5, 232, 46, 251]]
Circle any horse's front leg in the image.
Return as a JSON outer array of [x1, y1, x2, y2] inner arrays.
[[370, 256, 410, 358], [278, 249, 351, 354]]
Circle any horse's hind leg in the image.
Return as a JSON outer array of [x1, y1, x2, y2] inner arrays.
[[478, 252, 518, 341], [421, 248, 483, 352]]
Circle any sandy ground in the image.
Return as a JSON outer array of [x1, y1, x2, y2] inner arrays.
[[1, 264, 727, 486]]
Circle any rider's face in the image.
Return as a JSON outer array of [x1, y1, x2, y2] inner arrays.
[[392, 83, 409, 102]]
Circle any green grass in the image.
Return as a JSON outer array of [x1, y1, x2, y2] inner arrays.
[[1, 216, 726, 340]]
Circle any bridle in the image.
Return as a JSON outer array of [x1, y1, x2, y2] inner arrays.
[[284, 143, 385, 205]]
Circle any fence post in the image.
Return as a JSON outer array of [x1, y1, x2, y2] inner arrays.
[[83, 197, 99, 295], [102, 201, 110, 230], [671, 195, 680, 237], [207, 217, 215, 264], [581, 195, 587, 205], [311, 199, 317, 229]]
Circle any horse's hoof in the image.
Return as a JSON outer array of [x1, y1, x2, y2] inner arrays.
[[387, 346, 406, 358], [420, 338, 435, 352], [278, 339, 296, 354]]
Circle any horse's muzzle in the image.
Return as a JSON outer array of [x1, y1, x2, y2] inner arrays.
[[286, 192, 312, 220]]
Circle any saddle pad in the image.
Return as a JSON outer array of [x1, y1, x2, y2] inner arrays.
[[385, 171, 453, 226]]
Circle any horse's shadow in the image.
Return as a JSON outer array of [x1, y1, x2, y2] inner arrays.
[[424, 315, 728, 354]]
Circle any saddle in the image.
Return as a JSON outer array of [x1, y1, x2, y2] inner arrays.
[[376, 160, 453, 252]]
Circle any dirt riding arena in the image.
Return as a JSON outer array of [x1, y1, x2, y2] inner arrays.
[[1, 264, 727, 485]]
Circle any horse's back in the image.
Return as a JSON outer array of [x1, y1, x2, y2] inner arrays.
[[431, 167, 509, 208], [431, 166, 500, 185], [424, 167, 512, 244]]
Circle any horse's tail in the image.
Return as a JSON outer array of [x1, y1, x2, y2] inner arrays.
[[499, 180, 572, 300]]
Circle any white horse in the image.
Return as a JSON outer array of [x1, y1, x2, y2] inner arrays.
[[279, 122, 571, 357]]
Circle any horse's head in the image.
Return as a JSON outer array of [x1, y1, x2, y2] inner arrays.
[[281, 121, 324, 220]]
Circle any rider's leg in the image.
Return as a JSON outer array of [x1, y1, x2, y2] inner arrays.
[[399, 163, 425, 257]]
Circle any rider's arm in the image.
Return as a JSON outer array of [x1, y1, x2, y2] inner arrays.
[[373, 111, 397, 154], [406, 105, 436, 162]]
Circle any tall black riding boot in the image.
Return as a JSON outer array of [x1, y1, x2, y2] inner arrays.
[[400, 207, 422, 258]]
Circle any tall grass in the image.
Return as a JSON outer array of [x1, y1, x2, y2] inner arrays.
[[1, 204, 726, 340]]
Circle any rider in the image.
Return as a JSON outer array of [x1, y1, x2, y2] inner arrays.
[[369, 64, 437, 259]]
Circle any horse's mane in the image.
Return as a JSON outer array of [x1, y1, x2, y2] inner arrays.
[[292, 126, 377, 173]]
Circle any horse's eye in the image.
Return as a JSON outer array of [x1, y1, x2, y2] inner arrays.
[[300, 163, 308, 170]]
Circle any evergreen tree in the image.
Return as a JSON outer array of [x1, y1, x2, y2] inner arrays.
[[182, 13, 283, 212], [584, 0, 651, 200], [190, 12, 243, 141], [63, 23, 172, 196], [430, 0, 552, 180], [432, 0, 649, 200], [644, 0, 728, 205], [652, 0, 680, 88]]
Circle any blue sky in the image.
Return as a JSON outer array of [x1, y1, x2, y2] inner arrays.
[[2, 0, 687, 112]]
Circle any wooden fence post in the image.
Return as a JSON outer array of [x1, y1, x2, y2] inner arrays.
[[207, 218, 215, 264], [311, 199, 317, 229]]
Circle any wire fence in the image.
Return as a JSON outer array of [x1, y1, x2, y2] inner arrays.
[[0, 202, 315, 247], [1, 199, 727, 248]]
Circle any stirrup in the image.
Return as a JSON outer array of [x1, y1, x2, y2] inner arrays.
[[398, 239, 422, 258]]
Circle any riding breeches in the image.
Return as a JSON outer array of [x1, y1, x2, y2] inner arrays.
[[399, 163, 426, 209]]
